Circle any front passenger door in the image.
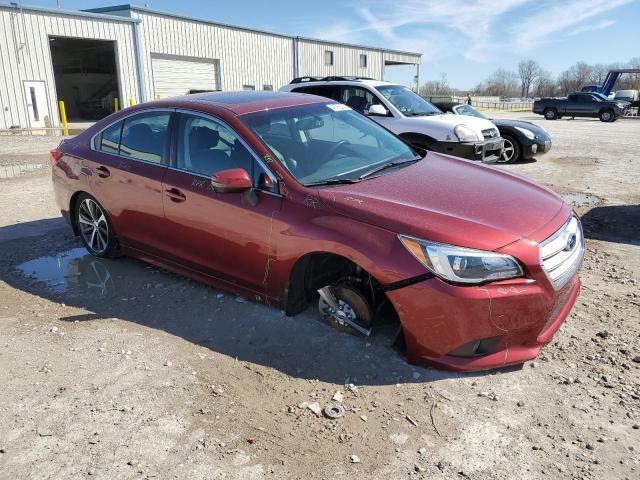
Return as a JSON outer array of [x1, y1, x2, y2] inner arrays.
[[161, 112, 282, 295]]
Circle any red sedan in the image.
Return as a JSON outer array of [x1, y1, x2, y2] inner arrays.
[[51, 92, 584, 371]]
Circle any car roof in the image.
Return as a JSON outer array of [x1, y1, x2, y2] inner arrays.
[[284, 79, 397, 89], [150, 91, 333, 115]]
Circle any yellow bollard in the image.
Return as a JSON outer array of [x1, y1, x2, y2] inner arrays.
[[129, 98, 134, 107], [114, 98, 119, 112], [156, 94, 160, 100], [58, 100, 69, 136]]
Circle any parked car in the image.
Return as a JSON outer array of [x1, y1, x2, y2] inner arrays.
[[280, 77, 504, 163], [433, 102, 552, 163], [533, 92, 630, 122], [51, 91, 584, 371]]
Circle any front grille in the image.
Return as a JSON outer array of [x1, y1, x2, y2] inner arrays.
[[540, 216, 584, 289], [482, 128, 498, 139]]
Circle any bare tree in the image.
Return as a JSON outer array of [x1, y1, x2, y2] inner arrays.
[[534, 69, 557, 97], [518, 60, 540, 98], [485, 69, 519, 98], [418, 73, 452, 97]]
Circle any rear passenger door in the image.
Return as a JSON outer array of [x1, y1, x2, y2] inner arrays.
[[91, 110, 172, 255], [161, 111, 282, 294]]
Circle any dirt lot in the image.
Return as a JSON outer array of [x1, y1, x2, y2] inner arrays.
[[0, 114, 638, 480]]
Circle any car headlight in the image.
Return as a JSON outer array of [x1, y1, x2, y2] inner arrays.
[[514, 126, 535, 140], [398, 235, 524, 284], [454, 125, 480, 142]]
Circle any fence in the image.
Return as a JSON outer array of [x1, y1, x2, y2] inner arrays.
[[424, 95, 534, 112]]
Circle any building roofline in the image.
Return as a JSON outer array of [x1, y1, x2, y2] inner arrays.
[[0, 2, 140, 23], [297, 36, 421, 59], [85, 4, 422, 60]]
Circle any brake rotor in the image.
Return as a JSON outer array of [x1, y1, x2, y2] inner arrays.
[[318, 284, 373, 337]]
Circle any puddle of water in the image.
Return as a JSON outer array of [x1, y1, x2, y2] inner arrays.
[[17, 247, 115, 296], [561, 192, 603, 208]]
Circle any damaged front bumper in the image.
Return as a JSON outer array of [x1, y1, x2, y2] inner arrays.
[[385, 273, 580, 371]]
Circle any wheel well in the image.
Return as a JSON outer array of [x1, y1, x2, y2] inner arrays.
[[285, 252, 392, 316], [68, 191, 86, 236]]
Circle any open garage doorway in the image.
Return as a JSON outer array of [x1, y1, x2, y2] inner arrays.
[[49, 36, 120, 121]]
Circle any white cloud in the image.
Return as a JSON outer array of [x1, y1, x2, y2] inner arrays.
[[564, 19, 616, 36], [513, 0, 632, 47], [304, 0, 633, 63]]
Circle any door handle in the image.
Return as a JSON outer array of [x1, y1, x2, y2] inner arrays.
[[165, 188, 186, 203], [96, 166, 110, 178]]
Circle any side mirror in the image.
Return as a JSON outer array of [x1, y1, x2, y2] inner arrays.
[[367, 104, 389, 116], [211, 168, 252, 193]]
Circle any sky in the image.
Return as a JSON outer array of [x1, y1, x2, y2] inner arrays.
[[25, 0, 640, 89]]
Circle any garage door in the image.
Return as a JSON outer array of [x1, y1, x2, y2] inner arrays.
[[151, 54, 219, 98]]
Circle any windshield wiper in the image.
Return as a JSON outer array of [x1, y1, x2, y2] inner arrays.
[[358, 157, 420, 180], [408, 112, 439, 116], [304, 178, 361, 187]]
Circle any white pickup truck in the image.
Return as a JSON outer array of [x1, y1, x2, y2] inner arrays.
[[280, 77, 503, 163]]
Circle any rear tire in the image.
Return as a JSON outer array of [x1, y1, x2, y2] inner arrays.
[[599, 109, 614, 122], [75, 193, 121, 258], [497, 135, 520, 163], [543, 108, 557, 120]]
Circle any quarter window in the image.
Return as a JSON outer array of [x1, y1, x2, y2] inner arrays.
[[97, 120, 122, 154], [119, 112, 171, 164]]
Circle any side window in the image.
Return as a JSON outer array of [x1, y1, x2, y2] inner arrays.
[[97, 121, 122, 154], [119, 112, 171, 164], [339, 86, 381, 114], [292, 86, 339, 101], [176, 114, 255, 179]]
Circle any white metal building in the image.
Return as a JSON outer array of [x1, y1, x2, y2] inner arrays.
[[0, 2, 421, 129]]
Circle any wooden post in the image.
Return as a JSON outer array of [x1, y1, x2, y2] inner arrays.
[[58, 100, 69, 136]]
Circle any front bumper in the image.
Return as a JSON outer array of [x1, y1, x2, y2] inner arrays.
[[387, 274, 580, 371], [431, 138, 504, 164], [522, 137, 552, 158], [385, 211, 583, 372]]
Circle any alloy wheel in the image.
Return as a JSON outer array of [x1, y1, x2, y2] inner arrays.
[[498, 138, 515, 163], [78, 198, 109, 254]]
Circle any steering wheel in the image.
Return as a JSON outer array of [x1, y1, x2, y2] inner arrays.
[[321, 140, 352, 163]]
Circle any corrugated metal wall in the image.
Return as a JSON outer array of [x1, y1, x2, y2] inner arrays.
[[297, 39, 386, 79], [130, 11, 295, 99], [0, 6, 139, 129]]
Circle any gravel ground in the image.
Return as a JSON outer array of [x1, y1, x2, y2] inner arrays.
[[0, 113, 638, 480]]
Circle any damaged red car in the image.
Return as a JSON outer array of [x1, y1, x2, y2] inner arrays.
[[51, 92, 584, 371]]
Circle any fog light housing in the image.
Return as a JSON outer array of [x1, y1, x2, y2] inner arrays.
[[531, 144, 538, 154], [448, 336, 503, 357]]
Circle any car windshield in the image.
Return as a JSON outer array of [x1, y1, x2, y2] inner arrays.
[[592, 93, 608, 101], [375, 85, 442, 116], [453, 104, 488, 120], [240, 103, 421, 186]]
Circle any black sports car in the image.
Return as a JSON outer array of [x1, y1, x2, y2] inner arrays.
[[433, 102, 552, 163]]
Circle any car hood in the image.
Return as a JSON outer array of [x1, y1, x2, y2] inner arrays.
[[317, 152, 565, 251], [490, 118, 550, 137], [407, 113, 498, 138]]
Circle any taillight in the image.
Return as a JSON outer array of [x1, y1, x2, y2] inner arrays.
[[50, 149, 63, 166]]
